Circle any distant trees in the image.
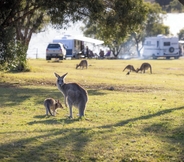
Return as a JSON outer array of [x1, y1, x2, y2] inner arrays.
[[82, 2, 169, 57], [132, 2, 169, 57], [178, 28, 184, 39], [82, 0, 148, 57], [154, 0, 184, 12], [169, 0, 184, 12]]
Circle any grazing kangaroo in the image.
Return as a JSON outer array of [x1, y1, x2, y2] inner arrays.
[[54, 72, 88, 118], [76, 59, 88, 69], [136, 62, 152, 74], [44, 98, 63, 116], [123, 65, 137, 72]]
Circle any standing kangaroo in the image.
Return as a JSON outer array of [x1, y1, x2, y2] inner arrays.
[[76, 60, 88, 69], [44, 98, 63, 116], [136, 62, 152, 74], [123, 65, 137, 72], [54, 72, 88, 118]]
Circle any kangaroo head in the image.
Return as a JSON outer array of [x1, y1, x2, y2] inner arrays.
[[76, 64, 79, 69], [54, 72, 68, 86], [55, 99, 63, 109], [136, 68, 139, 73]]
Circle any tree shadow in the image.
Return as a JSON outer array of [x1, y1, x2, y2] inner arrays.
[[0, 83, 106, 108], [99, 106, 184, 128], [28, 116, 82, 125], [0, 105, 184, 161], [0, 127, 91, 161]]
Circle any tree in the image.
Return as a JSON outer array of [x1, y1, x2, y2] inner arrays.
[[169, 0, 184, 12], [0, 0, 45, 71], [0, 0, 105, 70], [82, 0, 148, 57], [178, 28, 184, 39], [82, 2, 169, 57], [131, 2, 169, 57]]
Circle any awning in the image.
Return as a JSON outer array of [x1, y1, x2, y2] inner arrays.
[[73, 36, 104, 45]]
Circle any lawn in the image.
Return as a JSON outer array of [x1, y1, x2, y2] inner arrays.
[[0, 58, 184, 162]]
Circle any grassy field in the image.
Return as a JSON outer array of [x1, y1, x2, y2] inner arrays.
[[0, 58, 184, 162]]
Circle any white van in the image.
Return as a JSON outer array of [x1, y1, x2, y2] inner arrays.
[[142, 35, 181, 59]]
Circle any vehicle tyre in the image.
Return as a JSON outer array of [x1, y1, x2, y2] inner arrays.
[[169, 47, 174, 53], [152, 54, 157, 59], [174, 56, 179, 59], [166, 56, 170, 59], [46, 56, 51, 60], [59, 56, 63, 60]]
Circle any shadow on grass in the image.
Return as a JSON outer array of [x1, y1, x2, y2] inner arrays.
[[28, 116, 82, 125], [0, 83, 106, 108], [0, 106, 184, 161], [0, 127, 92, 161], [100, 106, 184, 128]]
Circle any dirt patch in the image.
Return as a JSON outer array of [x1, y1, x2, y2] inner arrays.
[[0, 80, 163, 93], [0, 82, 20, 88], [84, 84, 163, 93]]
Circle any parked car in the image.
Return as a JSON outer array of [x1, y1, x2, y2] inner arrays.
[[46, 43, 66, 60]]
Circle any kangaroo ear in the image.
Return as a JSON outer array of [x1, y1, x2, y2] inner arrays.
[[61, 73, 68, 79], [54, 72, 60, 78]]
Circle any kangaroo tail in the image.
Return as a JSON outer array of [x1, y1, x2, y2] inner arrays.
[[150, 66, 152, 74], [46, 102, 53, 116]]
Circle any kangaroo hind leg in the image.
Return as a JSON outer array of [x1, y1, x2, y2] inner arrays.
[[78, 102, 86, 117], [67, 98, 73, 118]]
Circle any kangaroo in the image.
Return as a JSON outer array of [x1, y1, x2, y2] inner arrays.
[[136, 62, 152, 74], [54, 72, 88, 118], [76, 59, 88, 69], [44, 98, 63, 116], [123, 65, 137, 72]]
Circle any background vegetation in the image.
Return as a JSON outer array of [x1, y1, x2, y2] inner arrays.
[[1, 0, 184, 71], [0, 59, 184, 161]]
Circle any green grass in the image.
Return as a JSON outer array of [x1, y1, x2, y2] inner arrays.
[[1, 58, 184, 161]]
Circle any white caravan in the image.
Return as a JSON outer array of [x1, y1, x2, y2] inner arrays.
[[53, 35, 104, 58], [142, 35, 181, 59]]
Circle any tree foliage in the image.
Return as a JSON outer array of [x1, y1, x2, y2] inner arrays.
[[169, 0, 184, 12], [82, 2, 169, 57], [82, 0, 148, 57], [178, 28, 184, 39], [0, 0, 105, 71], [0, 0, 45, 71]]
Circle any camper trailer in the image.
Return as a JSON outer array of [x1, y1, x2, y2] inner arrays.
[[142, 35, 181, 59], [53, 35, 104, 58], [53, 35, 84, 58]]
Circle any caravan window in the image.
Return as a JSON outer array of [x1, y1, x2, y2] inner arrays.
[[164, 42, 170, 46], [145, 41, 151, 46]]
